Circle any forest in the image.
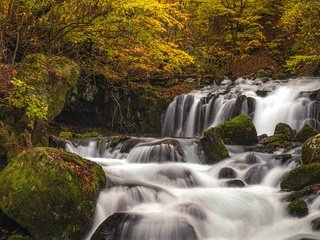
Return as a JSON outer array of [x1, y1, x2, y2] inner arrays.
[[0, 1, 320, 240]]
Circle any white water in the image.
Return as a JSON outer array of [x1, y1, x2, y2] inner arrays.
[[162, 78, 320, 136], [63, 137, 320, 240]]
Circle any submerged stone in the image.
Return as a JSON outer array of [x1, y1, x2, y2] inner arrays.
[[218, 167, 237, 179], [0, 147, 106, 240]]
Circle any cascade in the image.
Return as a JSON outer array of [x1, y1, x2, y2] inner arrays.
[[162, 78, 320, 137], [61, 78, 320, 240]]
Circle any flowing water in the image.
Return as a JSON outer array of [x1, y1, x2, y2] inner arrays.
[[162, 78, 320, 137], [64, 78, 320, 240]]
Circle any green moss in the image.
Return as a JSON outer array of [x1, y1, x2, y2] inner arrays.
[[110, 135, 130, 147], [0, 147, 106, 240], [214, 115, 258, 145], [7, 234, 33, 240], [301, 134, 320, 164], [295, 124, 319, 143], [280, 163, 320, 190], [200, 128, 229, 164], [18, 54, 80, 122], [287, 186, 316, 202], [274, 123, 295, 141], [287, 199, 308, 218], [261, 134, 291, 150]]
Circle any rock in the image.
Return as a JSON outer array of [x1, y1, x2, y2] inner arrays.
[[48, 135, 67, 149], [274, 154, 292, 165], [295, 124, 319, 143], [301, 134, 320, 164], [18, 54, 80, 121], [120, 138, 146, 153], [286, 184, 320, 202], [261, 134, 291, 150], [110, 135, 130, 148], [214, 115, 258, 145], [200, 128, 229, 164], [244, 165, 269, 184], [274, 123, 295, 141], [226, 179, 245, 188], [311, 217, 320, 231], [280, 163, 320, 190], [91, 213, 198, 240], [58, 131, 100, 139], [218, 167, 237, 179], [256, 90, 269, 97], [287, 199, 308, 218], [176, 203, 206, 220], [0, 147, 106, 240], [158, 166, 198, 187]]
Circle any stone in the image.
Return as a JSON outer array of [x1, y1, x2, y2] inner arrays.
[[287, 199, 308, 218], [0, 147, 106, 240], [295, 124, 319, 143], [301, 134, 320, 164], [274, 123, 295, 141], [280, 163, 320, 190], [200, 128, 229, 164]]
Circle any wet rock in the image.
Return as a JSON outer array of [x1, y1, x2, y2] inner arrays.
[[158, 167, 198, 187], [244, 165, 269, 184], [214, 115, 258, 145], [218, 167, 237, 179], [286, 184, 320, 202], [295, 124, 319, 143], [176, 203, 206, 220], [91, 213, 198, 240], [274, 154, 292, 165], [287, 199, 308, 218], [226, 179, 245, 188], [48, 135, 67, 149], [244, 153, 259, 164], [301, 134, 320, 164], [120, 138, 146, 153], [280, 163, 320, 190], [261, 134, 291, 151], [311, 217, 320, 231], [274, 123, 295, 141], [200, 128, 229, 164], [0, 147, 106, 240]]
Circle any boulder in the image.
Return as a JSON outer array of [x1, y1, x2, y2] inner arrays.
[[287, 199, 308, 218], [311, 217, 320, 231], [274, 123, 295, 141], [295, 124, 319, 143], [0, 147, 106, 240], [218, 167, 237, 179], [280, 163, 320, 190], [18, 54, 80, 121], [260, 134, 291, 151], [226, 179, 245, 188], [214, 115, 258, 145], [301, 134, 320, 164], [200, 128, 229, 164]]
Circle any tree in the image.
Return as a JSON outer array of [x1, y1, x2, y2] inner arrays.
[[280, 0, 320, 74]]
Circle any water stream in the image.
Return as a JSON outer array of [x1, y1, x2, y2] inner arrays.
[[64, 78, 320, 240]]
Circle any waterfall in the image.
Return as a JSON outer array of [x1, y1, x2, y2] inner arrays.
[[162, 78, 320, 137], [62, 137, 320, 240], [60, 78, 320, 240]]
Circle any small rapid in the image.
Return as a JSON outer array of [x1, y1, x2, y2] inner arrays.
[[62, 136, 320, 240]]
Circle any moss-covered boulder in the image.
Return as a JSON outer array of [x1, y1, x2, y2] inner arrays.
[[287, 199, 308, 218], [295, 124, 319, 143], [280, 163, 320, 190], [18, 54, 80, 121], [274, 123, 295, 141], [260, 134, 291, 151], [301, 134, 320, 164], [200, 128, 229, 164], [0, 123, 21, 167], [0, 147, 106, 240], [214, 115, 258, 145]]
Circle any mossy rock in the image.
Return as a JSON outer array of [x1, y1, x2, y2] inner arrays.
[[18, 54, 80, 121], [287, 199, 308, 218], [200, 128, 229, 164], [0, 147, 106, 240], [274, 123, 295, 141], [280, 163, 320, 191], [286, 185, 319, 202], [214, 115, 258, 145], [301, 134, 320, 164], [295, 124, 319, 143], [110, 135, 130, 147], [0, 123, 21, 166], [261, 134, 291, 150]]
